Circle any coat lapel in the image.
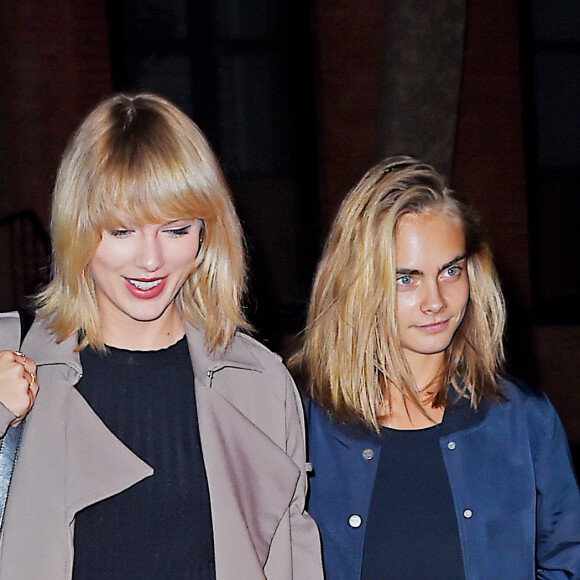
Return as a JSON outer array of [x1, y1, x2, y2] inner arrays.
[[0, 330, 153, 578], [12, 319, 153, 525]]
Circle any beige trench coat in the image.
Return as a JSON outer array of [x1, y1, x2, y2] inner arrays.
[[0, 312, 323, 579]]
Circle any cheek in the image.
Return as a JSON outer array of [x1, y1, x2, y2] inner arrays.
[[91, 241, 131, 272], [450, 279, 470, 314], [461, 277, 470, 304], [89, 249, 132, 292], [88, 257, 116, 292], [396, 291, 419, 320], [171, 240, 201, 272], [90, 256, 120, 281]]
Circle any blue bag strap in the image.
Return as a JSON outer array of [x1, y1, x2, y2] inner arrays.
[[0, 420, 24, 526]]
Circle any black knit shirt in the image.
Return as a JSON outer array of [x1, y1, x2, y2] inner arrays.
[[73, 337, 215, 579], [361, 424, 465, 579]]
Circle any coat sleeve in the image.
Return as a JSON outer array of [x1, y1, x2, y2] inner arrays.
[[0, 312, 22, 437], [534, 397, 580, 579], [0, 404, 16, 437], [279, 371, 324, 578]]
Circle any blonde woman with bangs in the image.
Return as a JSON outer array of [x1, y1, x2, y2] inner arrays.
[[294, 156, 580, 579], [0, 93, 322, 579]]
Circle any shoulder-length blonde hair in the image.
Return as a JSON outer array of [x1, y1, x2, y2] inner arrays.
[[37, 92, 250, 352], [294, 156, 505, 430]]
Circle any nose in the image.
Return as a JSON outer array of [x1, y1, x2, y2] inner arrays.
[[135, 233, 164, 272], [420, 279, 446, 314]]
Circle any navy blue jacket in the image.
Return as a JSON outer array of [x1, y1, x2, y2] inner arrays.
[[306, 378, 580, 579]]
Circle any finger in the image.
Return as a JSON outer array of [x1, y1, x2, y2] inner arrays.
[[25, 386, 35, 413], [26, 368, 39, 397], [12, 351, 26, 365], [15, 372, 38, 422], [28, 378, 39, 398], [23, 368, 35, 388], [23, 358, 37, 376], [11, 389, 34, 426]]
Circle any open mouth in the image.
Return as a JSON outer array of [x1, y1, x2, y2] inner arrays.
[[126, 278, 165, 290]]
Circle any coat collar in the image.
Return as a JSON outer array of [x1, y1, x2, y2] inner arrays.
[[185, 324, 298, 574], [313, 384, 496, 449], [439, 388, 492, 437], [184, 323, 264, 388], [21, 318, 264, 385], [21, 318, 82, 380]]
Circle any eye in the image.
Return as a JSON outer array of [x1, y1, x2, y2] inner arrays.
[[165, 225, 191, 237], [396, 275, 414, 287], [109, 228, 133, 237], [443, 265, 463, 279]]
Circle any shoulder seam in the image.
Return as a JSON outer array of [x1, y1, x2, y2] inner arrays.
[[235, 332, 283, 363]]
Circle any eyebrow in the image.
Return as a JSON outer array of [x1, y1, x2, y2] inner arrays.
[[441, 254, 466, 271], [396, 254, 466, 276]]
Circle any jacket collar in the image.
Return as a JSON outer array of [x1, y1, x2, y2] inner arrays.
[[305, 399, 382, 449], [315, 383, 495, 448], [184, 323, 264, 388], [21, 318, 82, 379], [439, 388, 492, 437], [21, 318, 263, 385]]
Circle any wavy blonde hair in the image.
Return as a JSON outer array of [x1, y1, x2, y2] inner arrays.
[[37, 92, 250, 352], [294, 156, 505, 430]]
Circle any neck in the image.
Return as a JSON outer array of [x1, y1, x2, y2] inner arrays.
[[379, 351, 446, 429], [380, 386, 445, 429], [405, 350, 446, 390], [100, 306, 185, 351]]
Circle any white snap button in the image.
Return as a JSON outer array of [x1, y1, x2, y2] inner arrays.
[[362, 448, 374, 460], [463, 509, 473, 519], [348, 514, 362, 528], [447, 441, 456, 450]]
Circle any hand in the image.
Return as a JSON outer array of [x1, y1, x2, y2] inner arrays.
[[0, 350, 39, 425]]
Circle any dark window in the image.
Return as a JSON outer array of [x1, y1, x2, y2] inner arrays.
[[522, 0, 580, 323], [108, 0, 319, 345]]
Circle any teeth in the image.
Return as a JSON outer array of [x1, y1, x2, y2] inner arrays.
[[128, 278, 163, 290]]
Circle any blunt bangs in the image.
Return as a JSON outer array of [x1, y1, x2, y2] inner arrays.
[[38, 92, 249, 351], [84, 123, 218, 233], [85, 166, 215, 233]]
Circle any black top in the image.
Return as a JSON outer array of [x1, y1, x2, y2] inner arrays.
[[361, 424, 465, 580], [73, 337, 215, 579]]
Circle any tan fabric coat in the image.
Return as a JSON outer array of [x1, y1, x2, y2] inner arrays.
[[0, 312, 322, 579]]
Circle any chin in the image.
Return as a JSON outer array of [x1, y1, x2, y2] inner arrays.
[[417, 340, 454, 356], [123, 307, 168, 323]]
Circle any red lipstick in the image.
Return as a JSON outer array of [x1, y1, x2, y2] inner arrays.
[[123, 276, 167, 299]]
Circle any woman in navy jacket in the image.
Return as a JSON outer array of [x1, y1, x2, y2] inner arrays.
[[293, 156, 580, 579]]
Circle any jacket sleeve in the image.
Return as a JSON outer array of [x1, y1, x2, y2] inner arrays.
[[0, 312, 23, 436], [0, 404, 16, 437], [282, 371, 324, 579], [534, 397, 580, 579]]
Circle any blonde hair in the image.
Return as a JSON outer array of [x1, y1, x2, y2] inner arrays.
[[294, 156, 505, 430], [37, 92, 250, 352]]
